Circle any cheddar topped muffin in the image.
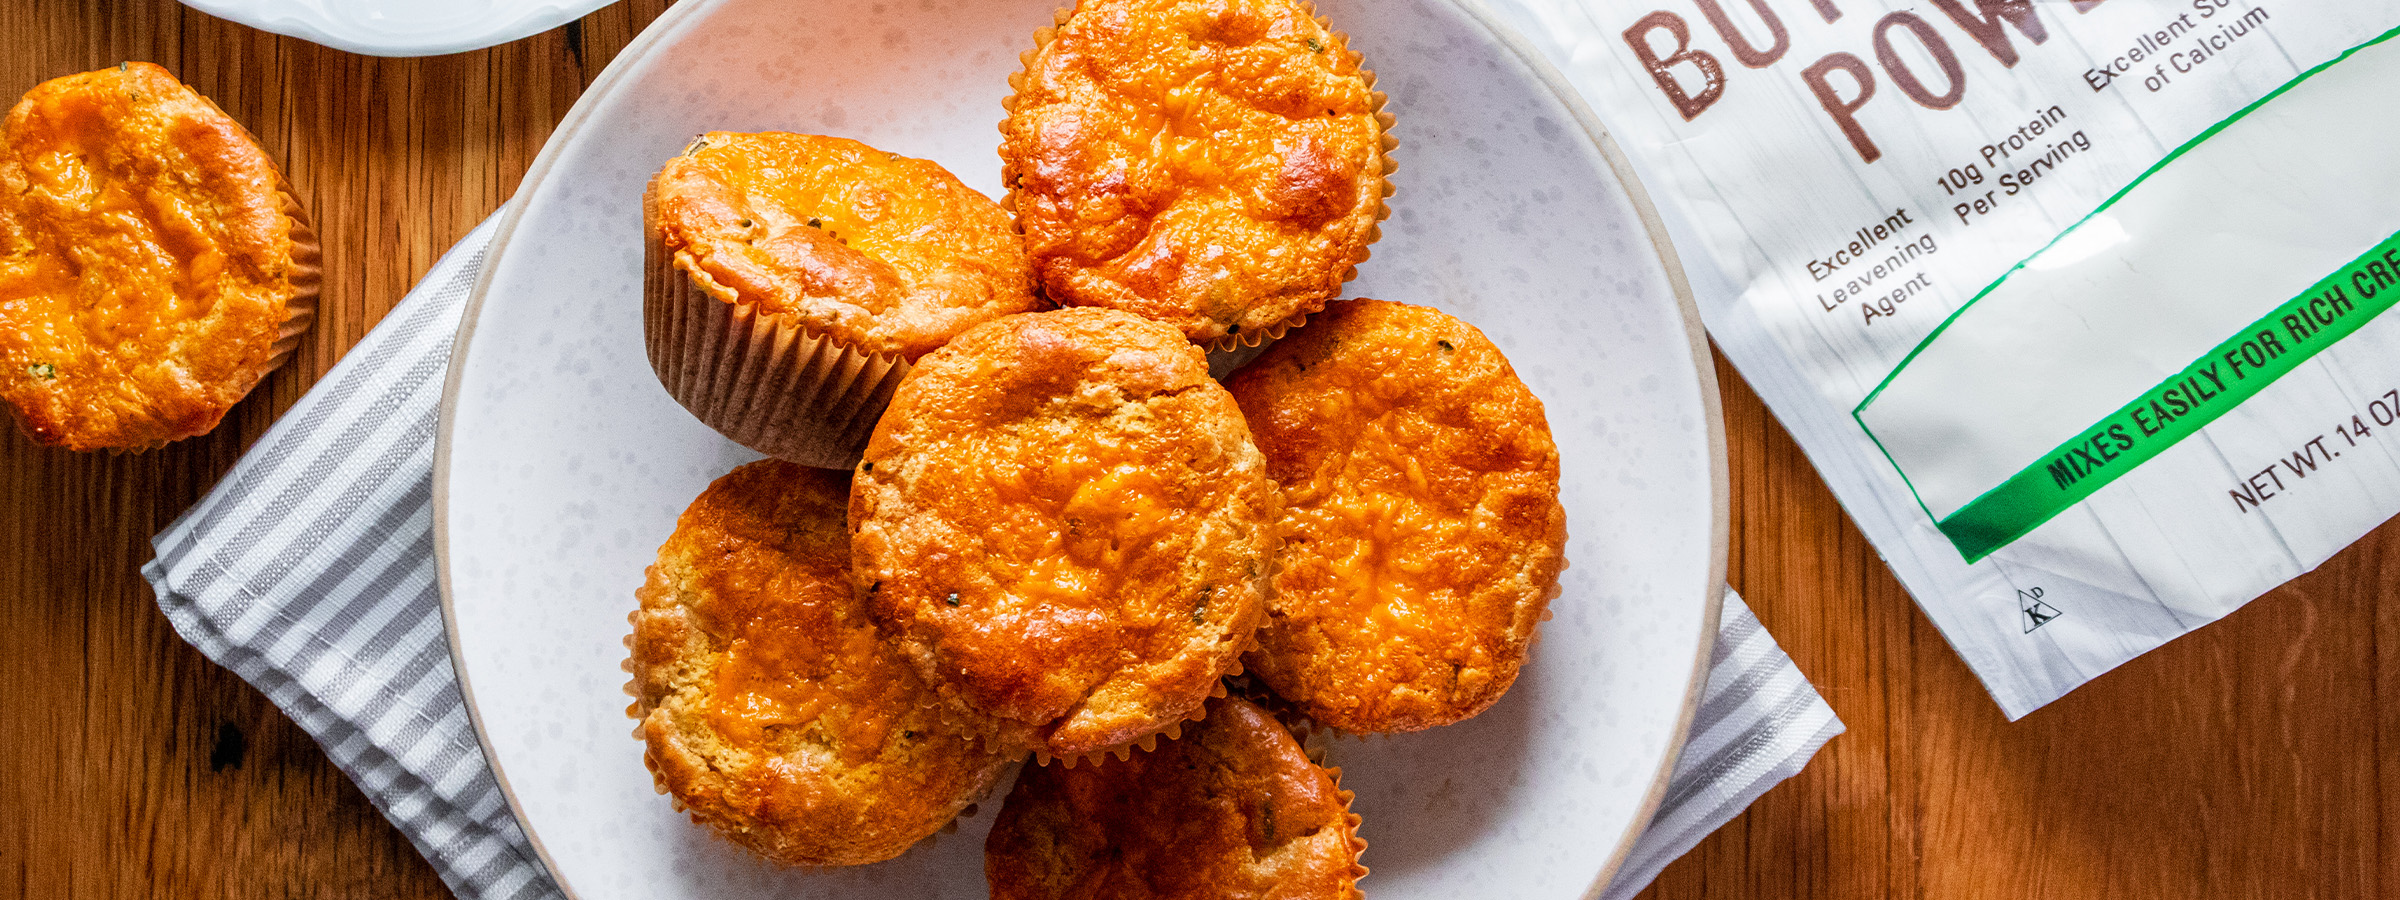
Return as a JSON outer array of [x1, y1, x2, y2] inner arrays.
[[1228, 299, 1565, 733], [644, 132, 1040, 466], [985, 695, 1366, 900], [0, 62, 318, 450], [850, 307, 1276, 759], [628, 460, 1019, 866], [1001, 0, 1393, 345], [649, 132, 1038, 360]]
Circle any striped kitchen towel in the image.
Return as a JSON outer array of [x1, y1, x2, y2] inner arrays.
[[143, 213, 1841, 900]]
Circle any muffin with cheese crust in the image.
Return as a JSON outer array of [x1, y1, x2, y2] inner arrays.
[[627, 460, 1019, 866], [644, 132, 1040, 467], [850, 307, 1276, 760], [0, 61, 319, 451], [985, 694, 1366, 900], [1227, 298, 1565, 733], [1000, 0, 1394, 346]]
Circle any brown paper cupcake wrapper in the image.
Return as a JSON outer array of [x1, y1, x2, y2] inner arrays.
[[1330, 764, 1371, 895], [1033, 673, 1232, 769], [1206, 306, 1315, 354], [267, 181, 323, 375], [1339, 8, 1402, 312], [642, 237, 911, 470], [1002, 2, 1395, 348]]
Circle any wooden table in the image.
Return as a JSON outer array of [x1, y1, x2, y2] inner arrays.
[[2, 1, 2392, 897]]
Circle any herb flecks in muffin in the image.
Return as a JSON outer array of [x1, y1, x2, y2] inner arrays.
[[27, 363, 56, 379]]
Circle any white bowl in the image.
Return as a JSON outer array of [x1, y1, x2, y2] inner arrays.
[[178, 0, 615, 57]]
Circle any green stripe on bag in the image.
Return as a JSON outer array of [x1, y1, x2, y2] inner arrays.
[[1935, 230, 2400, 562]]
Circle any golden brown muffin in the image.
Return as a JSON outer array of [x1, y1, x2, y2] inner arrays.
[[985, 695, 1365, 900], [0, 62, 319, 451], [648, 132, 1039, 360], [1000, 0, 1394, 346], [627, 460, 1019, 866], [644, 132, 1041, 466], [1228, 298, 1565, 733], [850, 307, 1277, 759]]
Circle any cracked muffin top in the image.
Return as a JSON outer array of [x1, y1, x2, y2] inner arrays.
[[850, 307, 1276, 759], [1000, 0, 1391, 344]]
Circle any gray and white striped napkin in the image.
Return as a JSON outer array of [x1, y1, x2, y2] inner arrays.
[[143, 213, 1842, 900]]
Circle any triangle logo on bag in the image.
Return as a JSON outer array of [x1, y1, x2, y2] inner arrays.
[[2019, 588, 2061, 634]]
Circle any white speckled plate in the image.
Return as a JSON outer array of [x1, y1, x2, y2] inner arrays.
[[434, 0, 1726, 896], [178, 0, 616, 57]]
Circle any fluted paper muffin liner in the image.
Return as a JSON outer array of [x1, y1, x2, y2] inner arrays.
[[641, 203, 910, 469], [262, 184, 322, 376], [1032, 672, 1238, 769]]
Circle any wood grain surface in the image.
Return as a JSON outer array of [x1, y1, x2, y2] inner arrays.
[[0, 1, 2389, 898]]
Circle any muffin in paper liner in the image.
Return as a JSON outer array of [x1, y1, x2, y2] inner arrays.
[[985, 694, 1368, 900], [643, 132, 1039, 469], [641, 228, 910, 467], [623, 460, 1023, 867], [0, 62, 321, 452], [1000, 0, 1396, 347], [851, 308, 1280, 765], [261, 186, 323, 385], [1227, 298, 1568, 734]]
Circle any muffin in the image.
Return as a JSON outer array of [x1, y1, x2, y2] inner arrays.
[[850, 307, 1277, 760], [0, 61, 319, 451], [985, 695, 1366, 900], [1227, 299, 1565, 733], [1000, 0, 1394, 346], [644, 132, 1040, 468], [627, 460, 1019, 866]]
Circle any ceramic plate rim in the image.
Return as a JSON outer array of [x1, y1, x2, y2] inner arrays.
[[432, 0, 1729, 894]]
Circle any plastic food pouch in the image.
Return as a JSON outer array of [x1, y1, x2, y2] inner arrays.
[[1485, 0, 2400, 717]]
